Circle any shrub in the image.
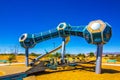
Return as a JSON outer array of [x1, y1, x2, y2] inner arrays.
[[8, 54, 16, 64], [30, 52, 41, 57], [53, 52, 61, 58], [65, 53, 71, 57], [89, 52, 94, 57], [116, 56, 120, 62]]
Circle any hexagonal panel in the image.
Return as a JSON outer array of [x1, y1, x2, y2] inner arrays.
[[87, 20, 106, 33]]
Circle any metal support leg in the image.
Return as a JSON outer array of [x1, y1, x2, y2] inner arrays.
[[61, 38, 65, 64], [95, 44, 103, 74], [25, 48, 29, 67]]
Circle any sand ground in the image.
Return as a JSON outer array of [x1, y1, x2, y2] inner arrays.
[[35, 64, 120, 80], [0, 56, 120, 80], [1, 63, 120, 80]]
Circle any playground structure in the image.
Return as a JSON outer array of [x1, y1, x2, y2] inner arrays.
[[0, 20, 112, 80], [18, 20, 112, 74]]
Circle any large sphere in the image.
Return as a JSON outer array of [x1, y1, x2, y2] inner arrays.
[[83, 20, 112, 44]]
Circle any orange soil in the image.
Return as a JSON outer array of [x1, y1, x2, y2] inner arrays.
[[0, 56, 120, 80], [0, 65, 30, 76], [35, 64, 120, 80]]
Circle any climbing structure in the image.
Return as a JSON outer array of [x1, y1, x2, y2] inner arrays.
[[19, 20, 112, 74]]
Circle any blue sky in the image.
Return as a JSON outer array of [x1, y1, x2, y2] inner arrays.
[[0, 0, 120, 54]]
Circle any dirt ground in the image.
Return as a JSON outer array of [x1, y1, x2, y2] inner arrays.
[[1, 63, 120, 80], [0, 64, 30, 75], [0, 55, 120, 80], [35, 64, 120, 80]]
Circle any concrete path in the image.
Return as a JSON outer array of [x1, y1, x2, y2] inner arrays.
[[0, 63, 25, 66], [102, 63, 120, 66]]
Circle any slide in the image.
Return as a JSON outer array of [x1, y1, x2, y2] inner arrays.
[[30, 36, 70, 65]]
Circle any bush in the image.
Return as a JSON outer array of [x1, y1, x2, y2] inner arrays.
[[77, 53, 85, 57], [65, 53, 71, 57], [54, 52, 61, 58], [115, 56, 120, 62], [109, 55, 116, 59], [105, 54, 108, 57], [8, 54, 16, 64], [77, 53, 82, 56], [89, 52, 94, 57], [18, 53, 25, 55], [30, 53, 41, 57]]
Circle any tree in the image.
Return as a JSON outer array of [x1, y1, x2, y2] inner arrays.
[[30, 52, 41, 57], [77, 53, 82, 57], [77, 53, 85, 58], [105, 54, 108, 57], [65, 53, 71, 57], [81, 54, 85, 58], [54, 52, 61, 58], [89, 52, 94, 57]]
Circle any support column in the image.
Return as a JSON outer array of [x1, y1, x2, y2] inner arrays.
[[95, 44, 103, 74], [61, 38, 66, 64], [25, 48, 29, 67]]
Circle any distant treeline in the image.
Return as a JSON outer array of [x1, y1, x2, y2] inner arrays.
[[0, 53, 41, 56], [0, 52, 120, 57]]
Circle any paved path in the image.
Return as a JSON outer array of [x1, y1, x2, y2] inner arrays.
[[102, 63, 120, 66], [0, 63, 29, 75], [0, 63, 25, 66]]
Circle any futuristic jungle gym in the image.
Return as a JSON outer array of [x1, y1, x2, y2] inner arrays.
[[19, 20, 112, 74]]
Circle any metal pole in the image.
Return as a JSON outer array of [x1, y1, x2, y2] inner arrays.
[[61, 38, 66, 64], [25, 48, 29, 67], [95, 44, 103, 74]]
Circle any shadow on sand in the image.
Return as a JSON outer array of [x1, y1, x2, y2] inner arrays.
[[101, 68, 120, 74], [77, 64, 120, 74], [28, 64, 120, 76]]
